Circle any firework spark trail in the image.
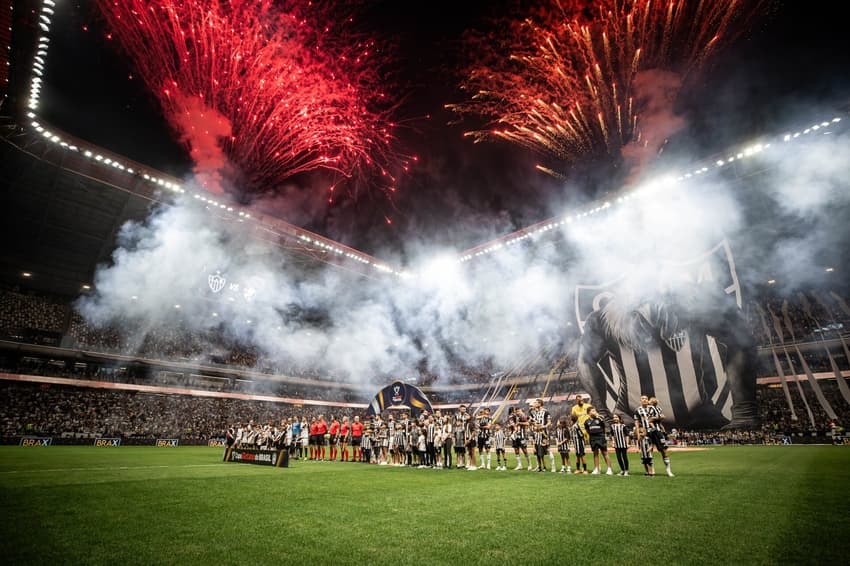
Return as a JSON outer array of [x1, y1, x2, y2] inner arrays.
[[450, 0, 767, 171], [96, 0, 410, 200]]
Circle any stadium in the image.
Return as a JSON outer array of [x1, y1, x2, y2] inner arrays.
[[1, 1, 849, 564]]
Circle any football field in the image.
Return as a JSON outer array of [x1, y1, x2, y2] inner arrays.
[[1, 445, 848, 565]]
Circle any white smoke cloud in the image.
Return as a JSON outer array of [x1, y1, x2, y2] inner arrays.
[[76, 115, 849, 390]]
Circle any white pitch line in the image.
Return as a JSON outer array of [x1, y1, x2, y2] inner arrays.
[[0, 463, 226, 474]]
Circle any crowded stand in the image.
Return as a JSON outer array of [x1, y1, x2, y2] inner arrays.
[[3, 285, 848, 379], [2, 284, 850, 452], [0, 380, 360, 443], [2, 367, 848, 448], [0, 285, 68, 344]]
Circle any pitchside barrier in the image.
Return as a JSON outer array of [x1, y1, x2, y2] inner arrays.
[[224, 446, 290, 468], [208, 438, 225, 447], [19, 436, 52, 446], [156, 438, 179, 447], [93, 437, 121, 447]]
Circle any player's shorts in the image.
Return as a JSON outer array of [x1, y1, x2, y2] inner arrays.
[[558, 447, 570, 455], [454, 444, 466, 454], [512, 438, 522, 450], [649, 430, 668, 451], [590, 438, 608, 452], [351, 436, 362, 446], [573, 441, 585, 456], [641, 456, 654, 466], [477, 437, 488, 450]]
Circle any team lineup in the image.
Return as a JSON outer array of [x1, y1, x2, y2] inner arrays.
[[225, 394, 674, 477]]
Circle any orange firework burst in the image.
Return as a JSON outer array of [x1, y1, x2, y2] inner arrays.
[[449, 0, 768, 172]]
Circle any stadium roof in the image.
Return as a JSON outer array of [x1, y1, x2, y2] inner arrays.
[[2, 0, 850, 297]]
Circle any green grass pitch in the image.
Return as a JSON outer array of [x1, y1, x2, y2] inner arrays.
[[1, 445, 848, 565]]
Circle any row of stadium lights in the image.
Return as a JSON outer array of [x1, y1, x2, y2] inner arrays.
[[19, 269, 91, 291], [24, 0, 394, 276], [295, 234, 401, 275], [22, 1, 844, 281], [457, 116, 842, 264], [26, 3, 185, 196]]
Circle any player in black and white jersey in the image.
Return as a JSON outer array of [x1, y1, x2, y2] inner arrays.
[[512, 407, 533, 471], [506, 408, 520, 469], [273, 419, 286, 451], [441, 416, 453, 469], [476, 407, 493, 470], [465, 413, 478, 471], [634, 395, 674, 476], [637, 425, 654, 475], [361, 426, 373, 464], [529, 399, 554, 472], [555, 418, 572, 473], [426, 415, 438, 468], [570, 414, 588, 474], [453, 412, 468, 469], [610, 414, 630, 476], [492, 422, 507, 470], [649, 397, 670, 443]]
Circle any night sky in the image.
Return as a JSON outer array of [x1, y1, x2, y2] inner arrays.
[[35, 0, 850, 256]]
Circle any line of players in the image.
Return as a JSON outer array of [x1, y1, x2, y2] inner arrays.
[[226, 394, 673, 477]]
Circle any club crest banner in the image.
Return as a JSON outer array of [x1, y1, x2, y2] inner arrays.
[[365, 380, 434, 418]]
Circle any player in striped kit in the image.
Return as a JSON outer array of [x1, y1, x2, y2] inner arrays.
[[441, 417, 453, 469], [393, 423, 406, 466], [555, 418, 572, 473], [637, 425, 654, 475], [465, 414, 478, 471], [453, 413, 468, 469], [492, 423, 507, 470], [377, 422, 389, 465], [512, 406, 533, 471], [361, 426, 373, 464], [529, 399, 554, 472], [476, 408, 493, 470], [426, 415, 438, 468], [570, 414, 588, 474], [610, 413, 630, 476], [634, 395, 674, 476]]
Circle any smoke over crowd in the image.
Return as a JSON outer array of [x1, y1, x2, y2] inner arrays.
[[76, 114, 850, 391]]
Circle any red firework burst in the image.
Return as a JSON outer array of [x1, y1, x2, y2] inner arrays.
[[449, 0, 768, 172], [95, 0, 411, 199]]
